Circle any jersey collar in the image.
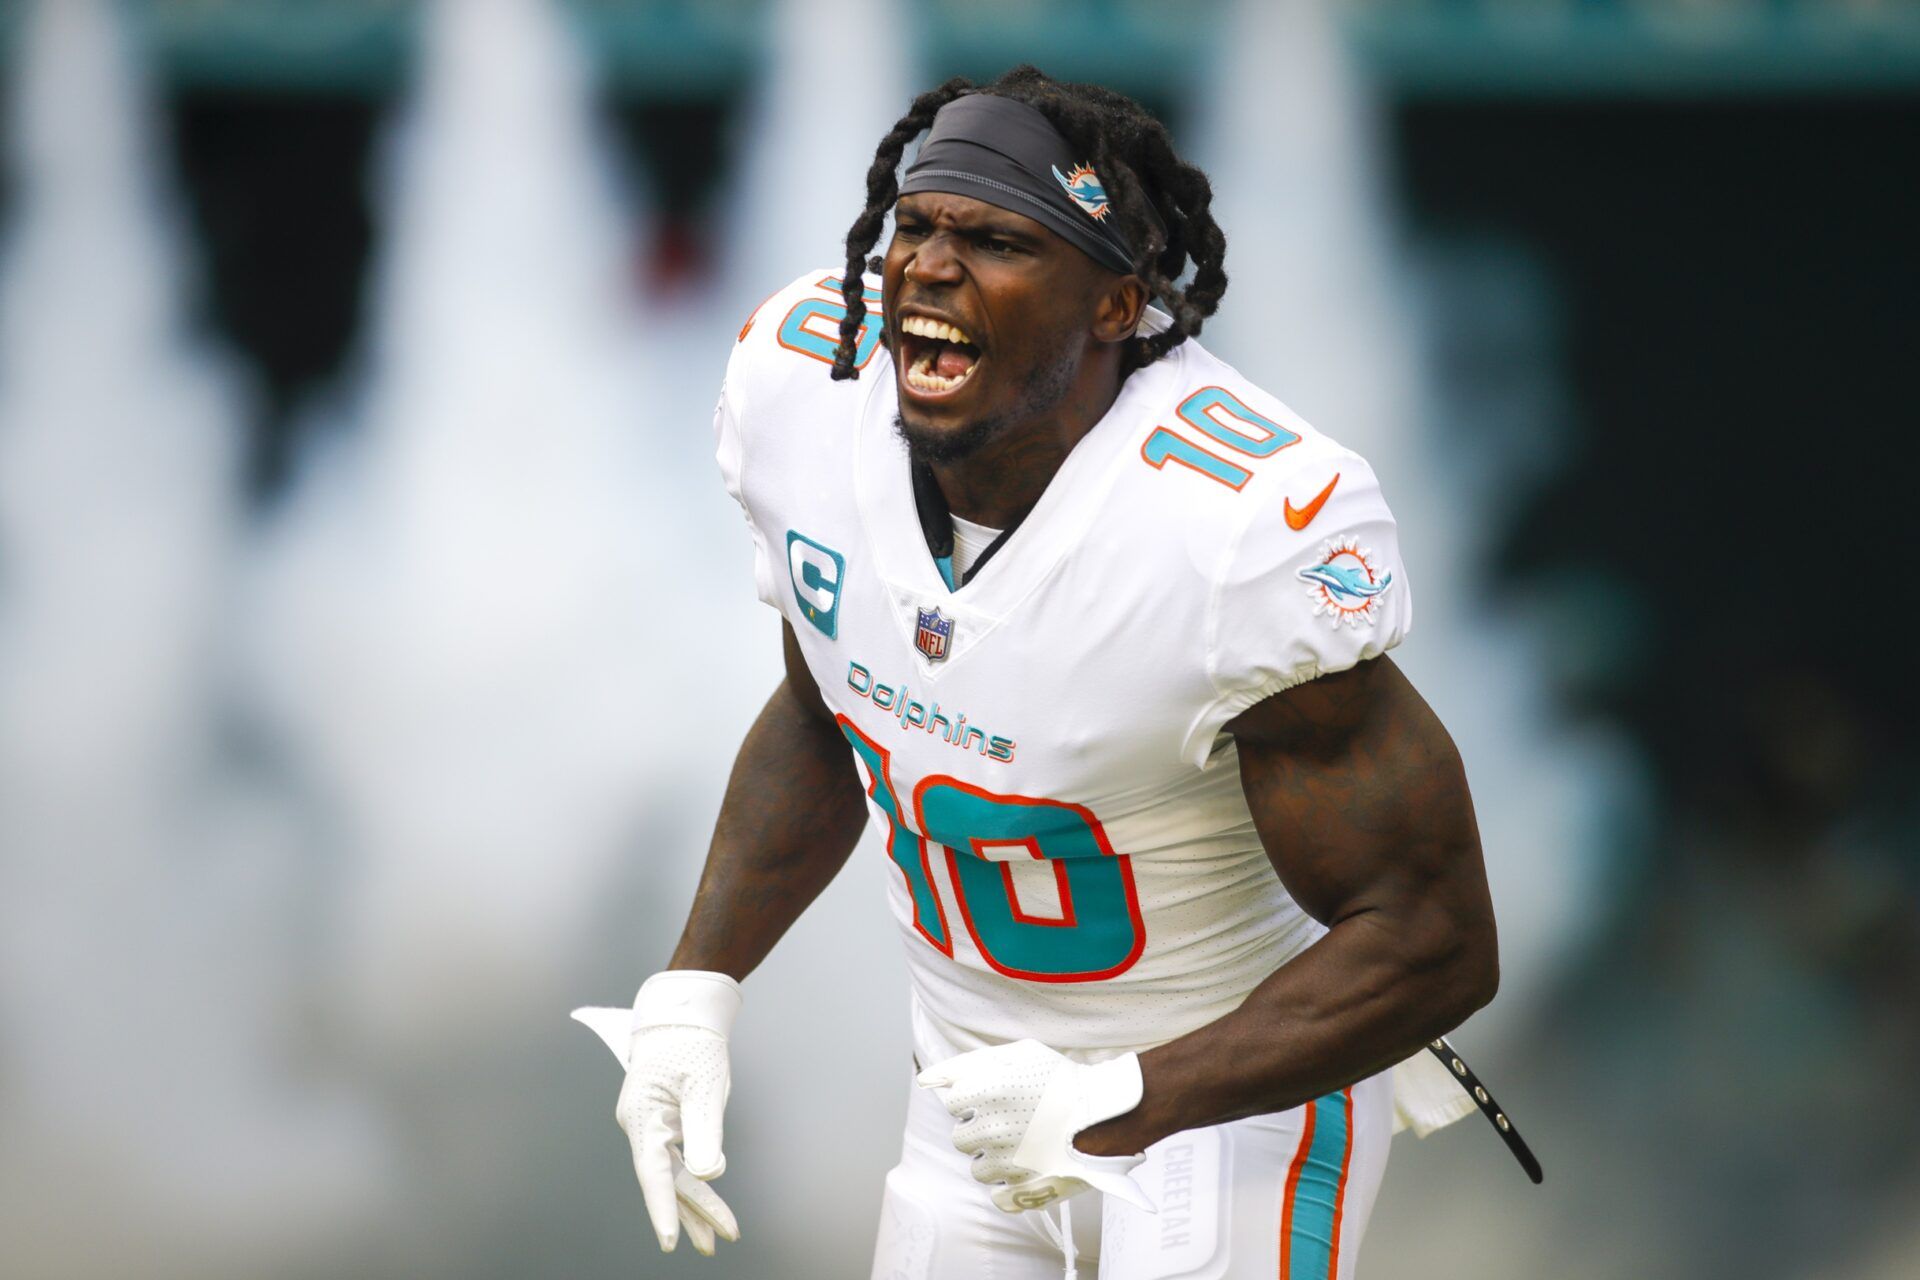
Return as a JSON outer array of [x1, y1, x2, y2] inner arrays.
[[854, 342, 1175, 674]]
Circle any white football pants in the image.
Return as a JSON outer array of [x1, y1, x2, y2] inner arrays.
[[871, 1067, 1392, 1279]]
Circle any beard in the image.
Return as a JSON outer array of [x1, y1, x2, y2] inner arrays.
[[894, 343, 1079, 465], [894, 405, 1017, 464]]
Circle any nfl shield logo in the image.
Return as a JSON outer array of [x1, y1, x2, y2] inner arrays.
[[915, 607, 953, 662]]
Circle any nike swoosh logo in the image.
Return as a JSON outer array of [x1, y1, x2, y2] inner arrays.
[[1284, 473, 1340, 530]]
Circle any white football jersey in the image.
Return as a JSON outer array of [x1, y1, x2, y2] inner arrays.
[[716, 270, 1412, 1066]]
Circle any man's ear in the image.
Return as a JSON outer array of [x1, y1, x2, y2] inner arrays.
[[1090, 275, 1149, 345]]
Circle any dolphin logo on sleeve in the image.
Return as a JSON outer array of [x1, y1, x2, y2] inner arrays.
[[1298, 561, 1393, 602], [1298, 538, 1396, 627]]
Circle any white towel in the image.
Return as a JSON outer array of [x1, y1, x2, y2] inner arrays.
[[1389, 1048, 1479, 1137]]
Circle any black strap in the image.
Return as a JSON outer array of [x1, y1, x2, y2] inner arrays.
[[1427, 1037, 1544, 1184]]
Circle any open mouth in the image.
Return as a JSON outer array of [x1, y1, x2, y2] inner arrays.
[[897, 314, 983, 398]]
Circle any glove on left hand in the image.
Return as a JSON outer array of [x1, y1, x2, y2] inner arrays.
[[917, 1039, 1157, 1214], [573, 972, 743, 1256]]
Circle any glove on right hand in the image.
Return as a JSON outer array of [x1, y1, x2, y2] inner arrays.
[[573, 970, 743, 1255], [917, 1038, 1156, 1214]]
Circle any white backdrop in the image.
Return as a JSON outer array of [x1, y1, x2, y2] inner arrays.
[[0, 1, 1639, 1278]]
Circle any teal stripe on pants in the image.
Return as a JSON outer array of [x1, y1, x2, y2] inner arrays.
[[1287, 1091, 1352, 1279]]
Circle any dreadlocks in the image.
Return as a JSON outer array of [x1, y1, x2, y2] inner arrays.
[[829, 65, 1228, 381]]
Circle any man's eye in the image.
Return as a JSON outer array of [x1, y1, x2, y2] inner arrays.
[[896, 223, 928, 239], [982, 238, 1019, 255]]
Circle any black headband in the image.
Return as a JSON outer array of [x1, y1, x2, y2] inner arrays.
[[898, 94, 1162, 276]]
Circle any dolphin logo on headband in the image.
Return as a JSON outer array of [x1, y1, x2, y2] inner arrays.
[[1051, 163, 1112, 221]]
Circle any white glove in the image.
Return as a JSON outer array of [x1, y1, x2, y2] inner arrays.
[[572, 971, 743, 1255], [916, 1039, 1157, 1214]]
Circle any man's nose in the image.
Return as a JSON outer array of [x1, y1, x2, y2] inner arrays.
[[905, 230, 964, 285]]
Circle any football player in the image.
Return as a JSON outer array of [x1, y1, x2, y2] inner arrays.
[[576, 66, 1502, 1278]]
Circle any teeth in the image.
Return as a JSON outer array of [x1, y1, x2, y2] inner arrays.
[[901, 315, 972, 346], [905, 347, 975, 394]]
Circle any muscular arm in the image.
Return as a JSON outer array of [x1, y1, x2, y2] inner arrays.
[[1078, 654, 1498, 1154], [666, 621, 871, 980]]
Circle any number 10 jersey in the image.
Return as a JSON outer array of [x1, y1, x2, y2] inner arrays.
[[716, 270, 1413, 1066]]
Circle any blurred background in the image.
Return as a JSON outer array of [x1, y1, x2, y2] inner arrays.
[[0, 0, 1913, 1277]]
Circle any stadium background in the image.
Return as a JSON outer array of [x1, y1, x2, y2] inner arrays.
[[0, 1, 1913, 1277]]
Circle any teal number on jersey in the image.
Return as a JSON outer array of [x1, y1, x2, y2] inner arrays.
[[840, 719, 951, 954], [1142, 385, 1301, 490], [1142, 427, 1251, 490], [1178, 385, 1301, 458], [776, 282, 885, 370], [839, 716, 1143, 982], [915, 780, 1144, 982]]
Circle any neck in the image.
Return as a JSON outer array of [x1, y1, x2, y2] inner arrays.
[[930, 360, 1125, 528]]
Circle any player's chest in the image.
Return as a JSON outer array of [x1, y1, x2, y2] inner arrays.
[[779, 499, 1209, 802], [759, 367, 1226, 800]]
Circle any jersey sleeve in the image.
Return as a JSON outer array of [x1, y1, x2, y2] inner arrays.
[[1180, 454, 1413, 767], [711, 268, 858, 612], [712, 368, 779, 610]]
